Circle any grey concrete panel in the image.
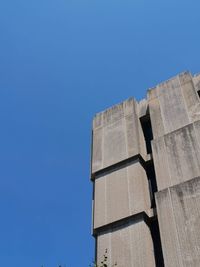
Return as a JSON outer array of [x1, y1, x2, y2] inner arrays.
[[97, 220, 156, 267], [93, 161, 151, 229], [156, 189, 182, 267], [158, 75, 190, 134], [148, 72, 198, 138], [97, 230, 111, 266], [106, 166, 130, 226], [149, 98, 165, 139], [193, 73, 200, 92], [92, 127, 103, 173], [138, 98, 148, 118], [156, 177, 200, 267], [93, 98, 136, 130], [153, 123, 200, 190], [152, 137, 171, 191], [165, 124, 200, 188], [125, 114, 140, 158], [94, 176, 107, 228], [127, 162, 151, 216], [194, 120, 200, 148], [103, 119, 127, 168], [180, 76, 200, 123], [92, 98, 146, 174]]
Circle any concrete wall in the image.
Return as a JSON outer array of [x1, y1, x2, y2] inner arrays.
[[149, 72, 200, 266], [156, 177, 200, 267]]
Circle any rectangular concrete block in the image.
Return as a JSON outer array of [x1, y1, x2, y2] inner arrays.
[[165, 124, 200, 185], [94, 160, 151, 229], [97, 219, 156, 267], [92, 98, 147, 174], [148, 72, 200, 138], [180, 73, 200, 123], [159, 75, 189, 133], [152, 123, 200, 190], [156, 177, 200, 267], [152, 137, 171, 191], [149, 97, 165, 139]]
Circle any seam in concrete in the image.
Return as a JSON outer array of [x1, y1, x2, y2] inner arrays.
[[93, 211, 155, 236], [153, 121, 195, 142], [91, 154, 149, 180]]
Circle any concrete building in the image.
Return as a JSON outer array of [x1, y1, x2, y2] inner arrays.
[[90, 71, 200, 266]]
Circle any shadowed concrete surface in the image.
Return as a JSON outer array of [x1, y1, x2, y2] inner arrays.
[[91, 71, 200, 266]]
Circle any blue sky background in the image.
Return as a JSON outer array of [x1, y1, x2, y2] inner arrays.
[[0, 0, 199, 266]]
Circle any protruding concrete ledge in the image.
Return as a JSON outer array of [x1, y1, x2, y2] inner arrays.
[[93, 155, 154, 229], [91, 154, 145, 180], [91, 153, 153, 180], [93, 209, 156, 236]]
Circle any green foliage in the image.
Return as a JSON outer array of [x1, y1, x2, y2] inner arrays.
[[90, 249, 117, 267]]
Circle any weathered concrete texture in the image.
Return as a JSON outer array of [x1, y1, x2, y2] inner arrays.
[[93, 160, 151, 229], [152, 122, 200, 190], [97, 219, 156, 267], [156, 177, 200, 267], [148, 72, 200, 139], [138, 98, 148, 118], [193, 73, 200, 92], [92, 98, 147, 174]]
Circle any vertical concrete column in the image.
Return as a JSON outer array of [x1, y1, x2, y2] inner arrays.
[[91, 98, 156, 266]]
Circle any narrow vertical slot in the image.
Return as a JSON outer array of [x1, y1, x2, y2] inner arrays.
[[140, 114, 153, 154], [140, 113, 157, 206], [146, 160, 158, 208], [150, 219, 165, 267], [140, 113, 164, 266]]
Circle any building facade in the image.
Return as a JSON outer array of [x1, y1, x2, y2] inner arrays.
[[90, 71, 200, 266]]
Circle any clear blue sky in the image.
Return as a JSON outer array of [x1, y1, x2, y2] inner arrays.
[[0, 0, 199, 266]]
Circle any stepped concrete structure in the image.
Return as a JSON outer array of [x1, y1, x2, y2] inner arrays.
[[90, 71, 200, 266]]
